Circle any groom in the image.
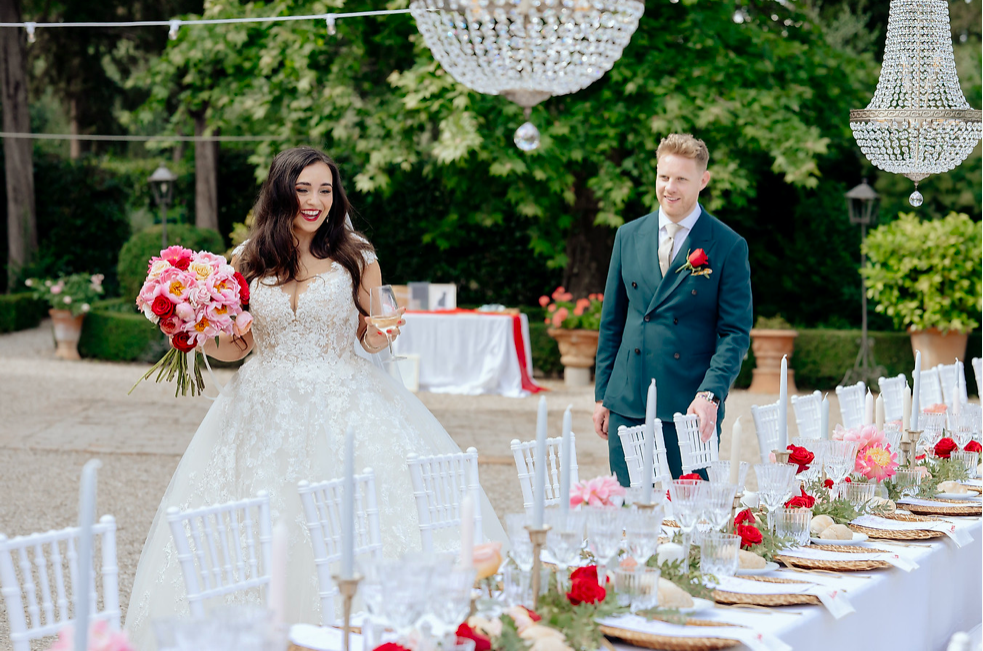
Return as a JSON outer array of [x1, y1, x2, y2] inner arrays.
[[593, 134, 752, 485]]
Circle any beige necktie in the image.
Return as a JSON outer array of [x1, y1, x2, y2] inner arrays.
[[659, 222, 683, 276]]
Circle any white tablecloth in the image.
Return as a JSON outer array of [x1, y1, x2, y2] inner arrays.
[[611, 518, 982, 651], [393, 312, 543, 398]]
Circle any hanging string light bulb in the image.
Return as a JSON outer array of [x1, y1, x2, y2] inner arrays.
[[168, 19, 181, 40]]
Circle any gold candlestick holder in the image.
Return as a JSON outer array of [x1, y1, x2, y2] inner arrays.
[[772, 449, 791, 464], [634, 502, 658, 512], [331, 574, 363, 651], [525, 525, 550, 609], [732, 491, 745, 521], [904, 430, 923, 468]]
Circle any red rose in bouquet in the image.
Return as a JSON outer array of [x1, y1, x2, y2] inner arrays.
[[151, 295, 174, 318], [934, 437, 958, 459], [736, 523, 763, 549], [784, 486, 816, 509], [964, 440, 982, 454], [234, 271, 250, 307], [456, 624, 492, 651], [786, 444, 814, 474], [567, 565, 607, 605], [170, 331, 196, 353]]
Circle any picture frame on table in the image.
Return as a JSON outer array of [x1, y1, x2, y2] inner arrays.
[[428, 283, 457, 311]]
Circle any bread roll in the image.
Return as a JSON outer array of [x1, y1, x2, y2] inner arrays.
[[810, 514, 835, 536], [657, 578, 694, 609], [868, 496, 897, 512], [937, 480, 970, 494], [819, 523, 853, 540], [738, 549, 767, 569]]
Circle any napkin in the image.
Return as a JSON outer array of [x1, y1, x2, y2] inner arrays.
[[597, 614, 790, 651], [851, 515, 974, 547], [780, 546, 918, 572], [712, 576, 854, 619], [290, 624, 365, 651], [898, 497, 981, 507]]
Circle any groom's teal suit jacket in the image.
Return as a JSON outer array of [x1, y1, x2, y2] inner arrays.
[[595, 207, 752, 478]]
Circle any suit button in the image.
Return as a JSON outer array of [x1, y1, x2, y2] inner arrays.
[[644, 316, 651, 322], [673, 318, 679, 325], [691, 289, 698, 295], [632, 282, 638, 289], [674, 352, 680, 359], [635, 348, 641, 355]]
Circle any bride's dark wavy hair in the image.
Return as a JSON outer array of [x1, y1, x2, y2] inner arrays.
[[239, 147, 374, 316]]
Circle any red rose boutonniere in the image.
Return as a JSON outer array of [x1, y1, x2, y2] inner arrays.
[[677, 248, 712, 278]]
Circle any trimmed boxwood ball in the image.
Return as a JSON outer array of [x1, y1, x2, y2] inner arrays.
[[117, 225, 226, 304]]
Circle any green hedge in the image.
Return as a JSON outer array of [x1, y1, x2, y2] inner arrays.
[[78, 300, 167, 362], [0, 293, 48, 333]]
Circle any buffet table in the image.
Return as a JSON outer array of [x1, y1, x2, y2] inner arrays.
[[393, 310, 544, 397]]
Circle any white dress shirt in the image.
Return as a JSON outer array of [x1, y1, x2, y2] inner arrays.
[[658, 204, 702, 266]]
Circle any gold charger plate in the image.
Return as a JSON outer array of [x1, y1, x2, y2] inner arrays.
[[600, 619, 742, 651], [712, 575, 820, 607]]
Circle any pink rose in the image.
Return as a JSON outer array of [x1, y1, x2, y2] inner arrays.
[[233, 311, 253, 336], [192, 251, 227, 269]]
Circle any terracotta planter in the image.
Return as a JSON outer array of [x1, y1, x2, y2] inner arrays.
[[547, 328, 599, 388], [909, 327, 969, 368], [748, 328, 798, 394], [49, 309, 85, 360]]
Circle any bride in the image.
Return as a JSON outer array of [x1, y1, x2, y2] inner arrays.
[[124, 146, 506, 647]]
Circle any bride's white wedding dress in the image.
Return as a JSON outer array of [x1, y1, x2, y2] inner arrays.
[[124, 247, 506, 649]]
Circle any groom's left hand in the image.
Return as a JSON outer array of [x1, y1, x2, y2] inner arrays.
[[687, 394, 718, 443]]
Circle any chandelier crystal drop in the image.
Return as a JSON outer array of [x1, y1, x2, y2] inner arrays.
[[849, 0, 981, 206], [410, 0, 644, 151]]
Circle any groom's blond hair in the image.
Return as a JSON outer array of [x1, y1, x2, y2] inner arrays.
[[656, 134, 709, 171]]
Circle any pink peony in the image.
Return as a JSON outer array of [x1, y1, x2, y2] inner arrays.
[[855, 445, 899, 481], [136, 279, 162, 310], [174, 302, 196, 322], [48, 620, 134, 651], [205, 303, 235, 331], [192, 251, 227, 270], [157, 267, 196, 304], [833, 424, 887, 452], [187, 285, 212, 310], [206, 271, 241, 305], [186, 314, 220, 346], [569, 475, 626, 508], [923, 403, 948, 414]]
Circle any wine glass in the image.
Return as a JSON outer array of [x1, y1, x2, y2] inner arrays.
[[506, 513, 534, 572], [708, 461, 749, 494], [545, 509, 586, 592], [823, 441, 858, 495], [754, 463, 797, 532], [369, 285, 404, 359], [585, 507, 624, 586], [624, 507, 663, 566], [426, 566, 477, 641], [702, 482, 738, 533], [667, 479, 707, 560]]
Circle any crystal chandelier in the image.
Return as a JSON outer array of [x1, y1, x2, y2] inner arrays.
[[410, 0, 644, 151], [849, 0, 981, 206]]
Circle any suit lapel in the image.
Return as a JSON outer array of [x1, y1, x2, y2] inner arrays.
[[645, 209, 713, 315], [630, 213, 662, 298]]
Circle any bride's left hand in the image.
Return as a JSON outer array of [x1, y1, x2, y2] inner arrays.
[[363, 308, 406, 348]]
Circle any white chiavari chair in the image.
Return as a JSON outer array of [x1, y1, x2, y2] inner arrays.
[[511, 434, 579, 510], [973, 358, 982, 398], [165, 492, 272, 618], [674, 413, 719, 473], [0, 516, 120, 651], [790, 390, 822, 439], [835, 381, 866, 429], [618, 422, 672, 489], [407, 448, 483, 553], [918, 367, 944, 408], [750, 402, 780, 463], [877, 374, 908, 423], [298, 470, 383, 625], [938, 361, 969, 408]]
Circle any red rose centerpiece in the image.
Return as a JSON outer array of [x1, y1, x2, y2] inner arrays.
[[784, 486, 816, 509], [934, 437, 958, 459], [566, 565, 607, 605], [965, 440, 982, 454], [786, 444, 814, 474]]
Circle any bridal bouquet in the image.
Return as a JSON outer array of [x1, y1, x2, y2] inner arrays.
[[131, 246, 251, 397]]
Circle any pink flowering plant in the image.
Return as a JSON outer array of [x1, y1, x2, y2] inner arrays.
[[131, 246, 251, 397], [25, 273, 105, 317], [539, 287, 603, 330], [570, 475, 626, 508], [47, 619, 134, 651], [832, 424, 900, 481]]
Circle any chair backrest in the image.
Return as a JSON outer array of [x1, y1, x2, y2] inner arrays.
[[750, 402, 780, 463], [953, 403, 982, 438], [918, 367, 944, 407], [877, 374, 908, 423], [835, 381, 866, 429], [406, 448, 483, 553], [618, 422, 672, 488], [938, 362, 968, 407], [973, 358, 982, 397], [790, 390, 822, 439], [0, 516, 120, 651], [510, 434, 580, 510], [298, 470, 383, 625], [165, 492, 272, 618], [674, 413, 719, 473]]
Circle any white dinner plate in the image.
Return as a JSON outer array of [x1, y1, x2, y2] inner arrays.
[[736, 561, 779, 576], [810, 532, 868, 545], [677, 597, 715, 614], [935, 492, 982, 501]]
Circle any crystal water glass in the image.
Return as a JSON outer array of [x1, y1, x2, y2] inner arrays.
[[613, 566, 661, 613], [545, 509, 586, 590], [506, 512, 535, 571], [919, 413, 947, 452], [822, 441, 858, 489], [754, 463, 797, 532], [883, 424, 903, 455], [427, 566, 476, 639], [379, 559, 435, 637], [790, 438, 823, 482], [951, 451, 980, 480], [702, 483, 738, 533], [842, 482, 876, 511], [894, 468, 922, 499], [667, 479, 707, 558], [586, 506, 624, 585], [708, 461, 749, 493], [775, 508, 811, 546], [624, 508, 663, 566], [502, 562, 532, 607], [700, 533, 741, 578]]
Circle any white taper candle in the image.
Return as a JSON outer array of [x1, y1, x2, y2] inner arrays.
[[864, 389, 874, 426], [533, 396, 548, 528], [911, 350, 922, 431], [875, 394, 885, 431], [902, 384, 912, 432], [341, 426, 355, 579], [778, 355, 788, 449], [75, 459, 102, 651], [954, 360, 965, 416], [642, 379, 656, 505], [560, 405, 572, 516], [459, 494, 475, 569], [729, 417, 742, 485], [821, 395, 830, 441]]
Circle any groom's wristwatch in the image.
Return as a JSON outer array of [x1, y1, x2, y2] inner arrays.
[[696, 391, 720, 406]]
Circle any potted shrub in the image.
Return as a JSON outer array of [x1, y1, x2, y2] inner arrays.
[[748, 314, 798, 394], [26, 273, 106, 360], [540, 287, 603, 387], [862, 212, 982, 367]]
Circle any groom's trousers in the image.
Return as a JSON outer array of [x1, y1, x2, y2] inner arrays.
[[607, 411, 708, 487]]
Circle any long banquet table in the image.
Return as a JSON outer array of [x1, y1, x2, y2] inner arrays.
[[392, 310, 544, 397]]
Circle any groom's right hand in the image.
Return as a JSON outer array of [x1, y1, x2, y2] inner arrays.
[[593, 402, 609, 440]]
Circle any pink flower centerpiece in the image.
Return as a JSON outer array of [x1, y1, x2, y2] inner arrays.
[[570, 475, 626, 508], [48, 620, 134, 651], [832, 424, 899, 481]]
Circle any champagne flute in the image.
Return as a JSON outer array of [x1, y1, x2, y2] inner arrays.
[[369, 285, 404, 360]]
